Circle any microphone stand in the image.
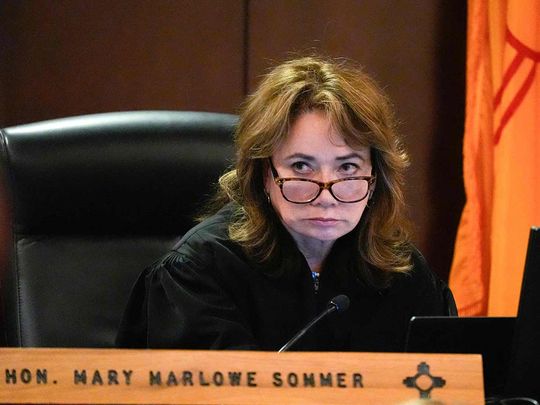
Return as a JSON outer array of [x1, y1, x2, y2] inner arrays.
[[278, 306, 336, 353]]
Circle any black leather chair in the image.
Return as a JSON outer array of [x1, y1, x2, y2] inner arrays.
[[0, 111, 236, 347]]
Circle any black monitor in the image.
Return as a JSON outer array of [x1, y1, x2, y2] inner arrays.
[[404, 315, 515, 398], [504, 226, 540, 400], [404, 227, 540, 401]]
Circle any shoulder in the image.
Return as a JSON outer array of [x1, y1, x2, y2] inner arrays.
[[388, 246, 457, 315], [391, 247, 439, 291], [170, 203, 240, 261], [179, 203, 235, 245], [409, 248, 434, 284], [409, 249, 452, 301], [144, 203, 248, 282]]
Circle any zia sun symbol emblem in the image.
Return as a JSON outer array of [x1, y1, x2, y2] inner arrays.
[[403, 362, 446, 399]]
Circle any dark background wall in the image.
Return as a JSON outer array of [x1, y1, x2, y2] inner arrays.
[[0, 0, 466, 281]]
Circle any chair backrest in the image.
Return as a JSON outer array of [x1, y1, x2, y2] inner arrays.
[[0, 110, 237, 347]]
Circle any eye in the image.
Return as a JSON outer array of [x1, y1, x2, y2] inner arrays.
[[339, 162, 360, 175], [291, 161, 313, 175]]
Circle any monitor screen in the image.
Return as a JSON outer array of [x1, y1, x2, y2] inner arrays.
[[505, 226, 540, 400], [405, 316, 515, 398]]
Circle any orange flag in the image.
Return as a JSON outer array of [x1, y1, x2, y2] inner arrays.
[[450, 0, 540, 316]]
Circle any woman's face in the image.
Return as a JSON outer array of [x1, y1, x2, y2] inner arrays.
[[265, 110, 372, 246]]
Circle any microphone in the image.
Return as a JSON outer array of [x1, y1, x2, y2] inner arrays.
[[278, 294, 350, 352]]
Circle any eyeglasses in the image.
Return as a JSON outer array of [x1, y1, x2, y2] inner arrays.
[[269, 160, 376, 204]]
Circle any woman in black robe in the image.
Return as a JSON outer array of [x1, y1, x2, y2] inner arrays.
[[116, 56, 456, 351]]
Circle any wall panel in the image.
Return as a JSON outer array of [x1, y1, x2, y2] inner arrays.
[[1, 1, 245, 125]]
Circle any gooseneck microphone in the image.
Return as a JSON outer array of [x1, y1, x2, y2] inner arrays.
[[278, 294, 350, 352]]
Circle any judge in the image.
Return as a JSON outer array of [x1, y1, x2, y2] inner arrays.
[[116, 56, 457, 351]]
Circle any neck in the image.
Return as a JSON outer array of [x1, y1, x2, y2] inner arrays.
[[294, 238, 335, 273]]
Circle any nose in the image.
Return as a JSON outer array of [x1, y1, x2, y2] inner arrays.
[[311, 169, 337, 206], [311, 186, 338, 207]]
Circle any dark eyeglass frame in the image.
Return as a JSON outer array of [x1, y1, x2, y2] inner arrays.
[[269, 159, 376, 204]]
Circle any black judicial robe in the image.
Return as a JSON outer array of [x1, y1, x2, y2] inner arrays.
[[116, 203, 456, 351]]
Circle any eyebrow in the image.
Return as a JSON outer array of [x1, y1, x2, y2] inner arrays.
[[284, 153, 316, 161], [283, 152, 365, 162], [335, 153, 365, 162]]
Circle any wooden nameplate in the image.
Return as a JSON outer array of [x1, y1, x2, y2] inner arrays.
[[0, 348, 484, 404]]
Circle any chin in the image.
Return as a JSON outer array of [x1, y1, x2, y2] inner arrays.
[[299, 227, 351, 242]]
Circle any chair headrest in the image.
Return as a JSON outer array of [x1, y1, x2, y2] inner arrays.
[[0, 111, 237, 235]]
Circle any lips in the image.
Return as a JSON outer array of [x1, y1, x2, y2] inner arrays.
[[307, 217, 340, 226]]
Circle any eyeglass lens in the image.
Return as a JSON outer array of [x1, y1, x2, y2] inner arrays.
[[281, 179, 369, 203]]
